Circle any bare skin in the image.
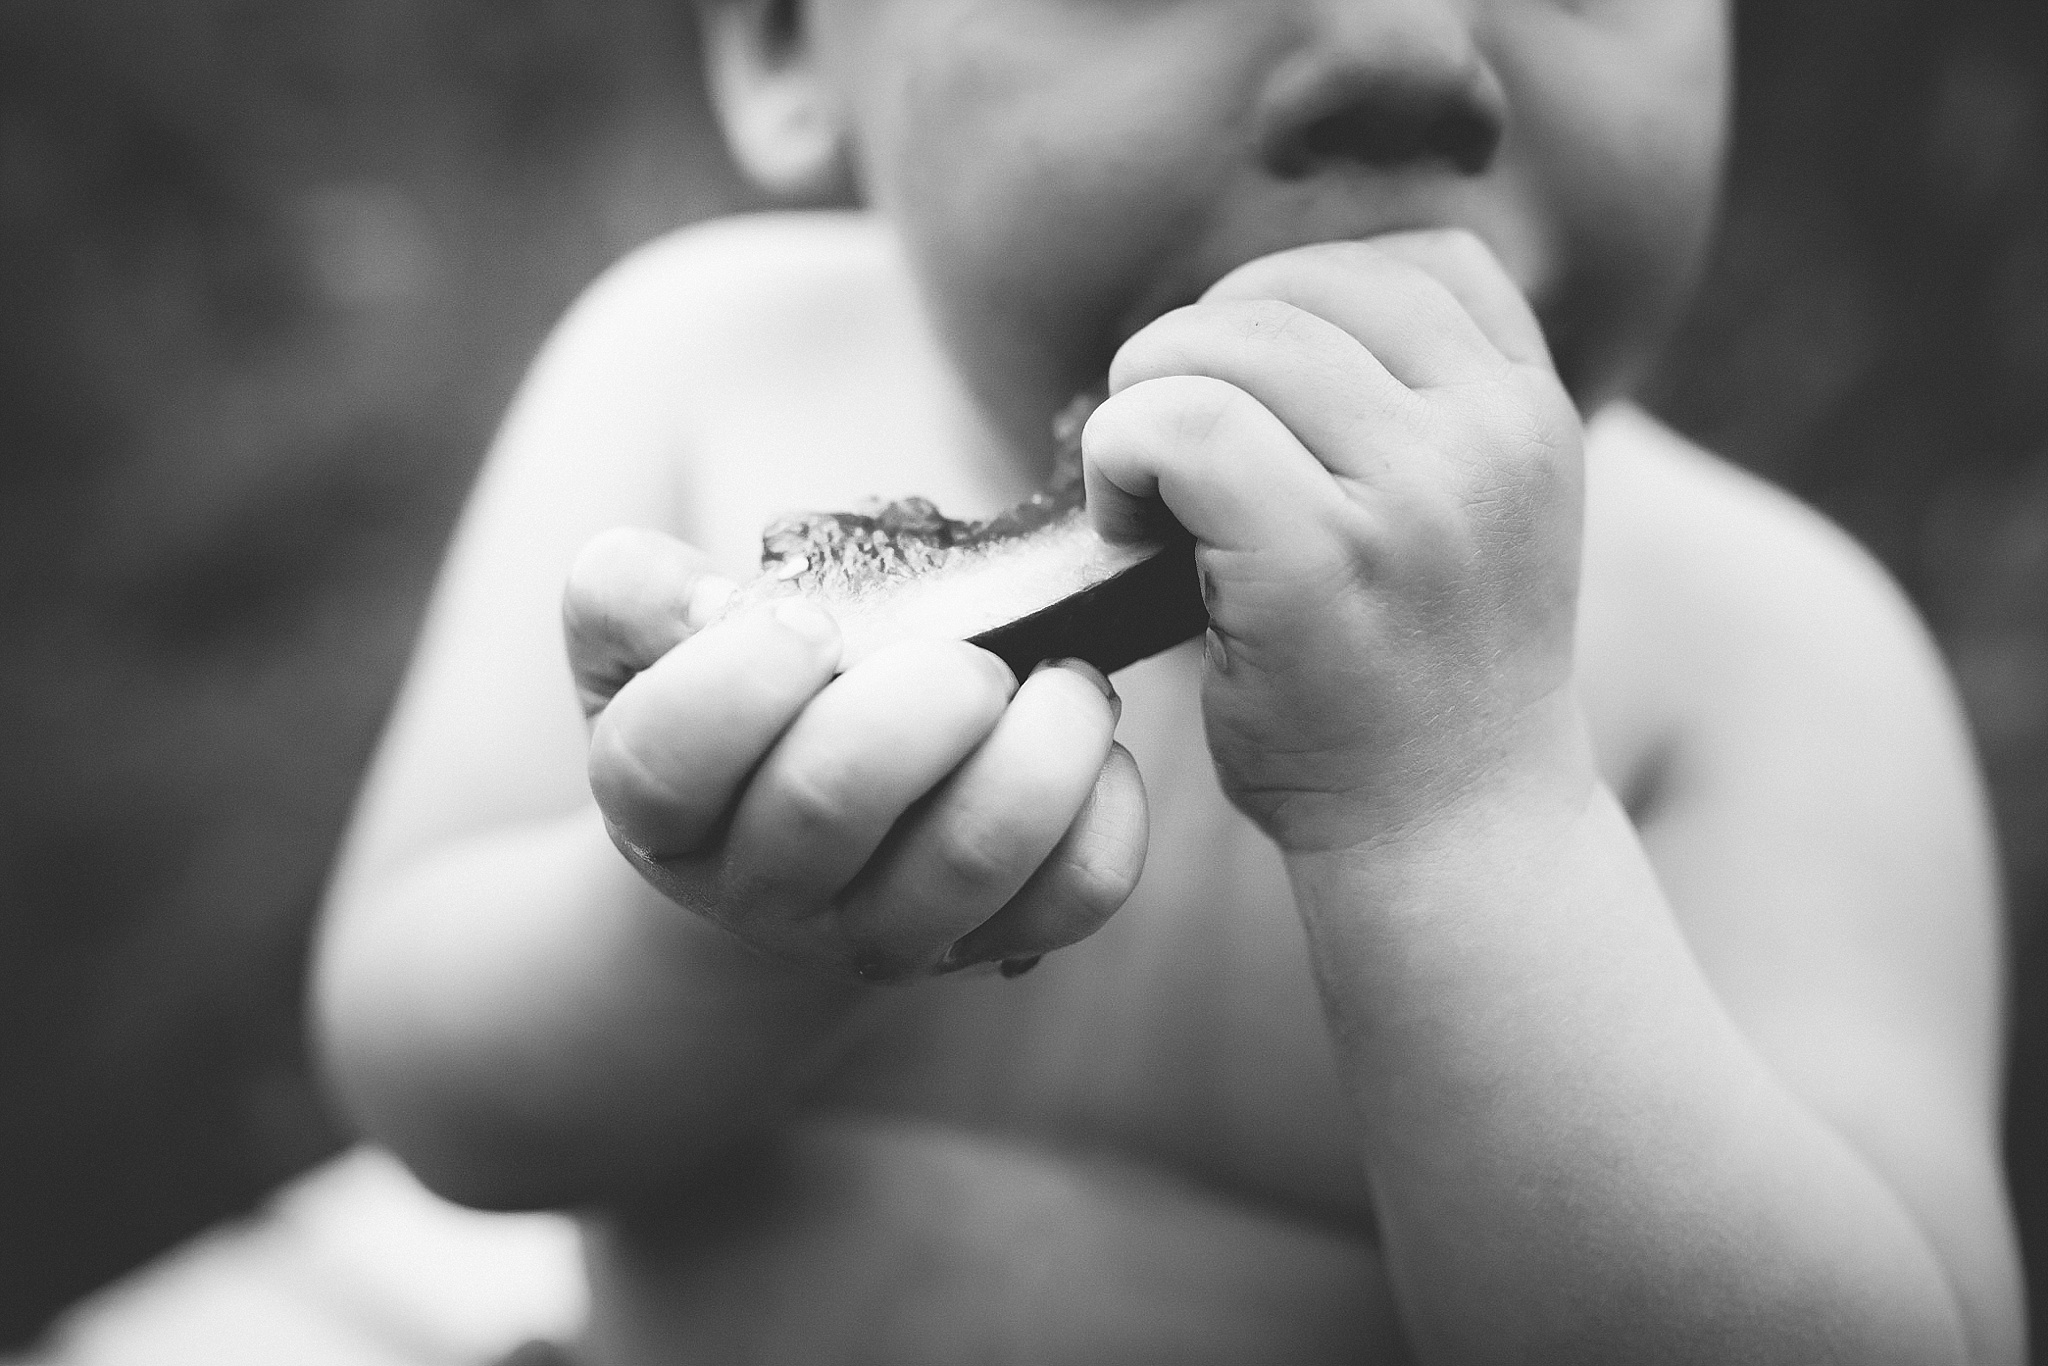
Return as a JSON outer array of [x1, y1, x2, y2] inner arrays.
[[319, 214, 2019, 1365], [314, 1, 2024, 1360]]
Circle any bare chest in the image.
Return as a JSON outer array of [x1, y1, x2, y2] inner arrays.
[[670, 346, 1659, 1235], [812, 643, 1375, 1226]]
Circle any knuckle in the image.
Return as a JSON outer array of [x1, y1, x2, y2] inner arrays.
[[731, 637, 825, 717], [932, 812, 1027, 895], [705, 614, 837, 723], [772, 757, 856, 837], [1232, 296, 1312, 347], [1386, 256, 1462, 311], [1116, 296, 1314, 386], [1168, 374, 1254, 448], [1058, 827, 1142, 925], [1074, 847, 1142, 921]]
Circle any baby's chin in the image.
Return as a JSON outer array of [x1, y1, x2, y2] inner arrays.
[[1533, 257, 1700, 415]]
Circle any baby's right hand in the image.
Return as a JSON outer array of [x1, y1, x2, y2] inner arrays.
[[564, 528, 1146, 983]]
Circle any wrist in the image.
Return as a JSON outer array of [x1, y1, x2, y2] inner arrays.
[[1262, 683, 1599, 859]]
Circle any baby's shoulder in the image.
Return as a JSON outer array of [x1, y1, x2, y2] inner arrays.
[[1579, 406, 1961, 780], [553, 210, 914, 384], [583, 209, 903, 313], [509, 211, 991, 566], [1586, 405, 1897, 615]]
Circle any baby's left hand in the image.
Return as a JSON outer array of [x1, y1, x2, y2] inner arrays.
[[1085, 230, 1588, 852]]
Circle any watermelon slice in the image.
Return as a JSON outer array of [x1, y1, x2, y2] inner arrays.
[[731, 399, 1207, 679]]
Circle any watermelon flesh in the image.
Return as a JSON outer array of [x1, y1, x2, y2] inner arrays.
[[730, 400, 1208, 679]]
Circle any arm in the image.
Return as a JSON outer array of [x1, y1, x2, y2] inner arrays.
[[312, 231, 1140, 1209], [1288, 733, 2011, 1365], [310, 235, 862, 1207], [1085, 233, 2022, 1363]]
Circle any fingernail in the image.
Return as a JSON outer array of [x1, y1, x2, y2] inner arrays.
[[772, 597, 839, 647], [999, 955, 1043, 979], [1037, 656, 1117, 708], [1035, 656, 1108, 696]]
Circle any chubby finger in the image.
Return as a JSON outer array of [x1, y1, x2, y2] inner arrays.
[[1363, 229, 1554, 371], [724, 639, 1018, 906], [1083, 374, 1351, 560], [1108, 297, 1418, 483], [588, 598, 841, 859], [938, 742, 1148, 971], [836, 659, 1122, 978], [565, 527, 738, 718], [1199, 235, 1525, 391]]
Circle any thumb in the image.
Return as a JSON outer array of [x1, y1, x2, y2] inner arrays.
[[563, 527, 735, 719]]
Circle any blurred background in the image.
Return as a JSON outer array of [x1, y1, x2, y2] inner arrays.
[[1, 0, 2045, 1353]]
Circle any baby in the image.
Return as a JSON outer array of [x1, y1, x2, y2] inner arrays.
[[313, 1, 2026, 1361]]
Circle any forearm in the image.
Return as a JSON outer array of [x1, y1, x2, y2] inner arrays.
[[312, 805, 868, 1210], [1288, 777, 1968, 1365]]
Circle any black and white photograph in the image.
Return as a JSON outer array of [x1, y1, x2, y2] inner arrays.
[[3, 1, 2046, 1361]]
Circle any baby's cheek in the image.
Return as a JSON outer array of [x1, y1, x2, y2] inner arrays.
[[865, 28, 1257, 416], [1494, 16, 1727, 402]]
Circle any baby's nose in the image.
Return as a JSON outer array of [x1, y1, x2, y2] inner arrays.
[[1256, 3, 1507, 180]]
